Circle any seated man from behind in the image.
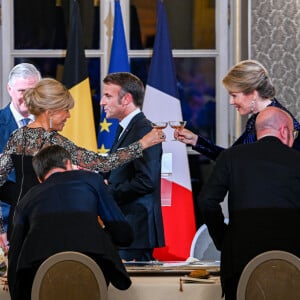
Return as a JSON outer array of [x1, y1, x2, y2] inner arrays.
[[199, 107, 300, 300], [8, 145, 133, 300]]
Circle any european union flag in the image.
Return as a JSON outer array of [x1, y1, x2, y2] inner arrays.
[[98, 0, 130, 154]]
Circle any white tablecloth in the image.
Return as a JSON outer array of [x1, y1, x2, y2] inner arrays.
[[0, 277, 9, 300], [1, 275, 222, 300], [109, 276, 222, 300]]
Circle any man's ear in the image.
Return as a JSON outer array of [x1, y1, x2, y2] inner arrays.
[[279, 126, 290, 146], [122, 93, 133, 105], [65, 159, 73, 171]]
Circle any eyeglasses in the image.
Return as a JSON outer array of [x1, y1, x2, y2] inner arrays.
[[282, 127, 299, 139], [285, 127, 298, 139], [293, 130, 299, 139]]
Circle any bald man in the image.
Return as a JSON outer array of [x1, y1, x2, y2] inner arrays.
[[198, 106, 300, 300]]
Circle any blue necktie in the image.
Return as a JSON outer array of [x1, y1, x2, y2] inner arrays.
[[20, 118, 31, 126]]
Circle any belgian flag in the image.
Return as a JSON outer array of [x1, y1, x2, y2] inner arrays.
[[61, 0, 97, 152]]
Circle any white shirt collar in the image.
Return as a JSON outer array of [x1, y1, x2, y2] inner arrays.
[[119, 108, 141, 132], [10, 102, 34, 128]]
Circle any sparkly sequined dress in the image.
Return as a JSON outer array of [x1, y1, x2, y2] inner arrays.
[[0, 126, 143, 233]]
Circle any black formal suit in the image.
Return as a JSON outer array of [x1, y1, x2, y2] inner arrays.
[[0, 104, 18, 232], [199, 136, 300, 300], [107, 112, 165, 259], [8, 170, 133, 300]]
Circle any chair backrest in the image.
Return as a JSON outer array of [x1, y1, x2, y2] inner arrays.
[[237, 250, 300, 300], [189, 223, 221, 261], [190, 219, 228, 261], [31, 251, 108, 300]]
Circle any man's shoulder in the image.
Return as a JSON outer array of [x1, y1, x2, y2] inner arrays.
[[126, 114, 152, 138], [217, 141, 264, 163], [19, 183, 45, 206], [0, 103, 11, 114], [59, 169, 102, 182], [0, 104, 14, 124], [221, 142, 253, 156], [227, 137, 282, 153], [132, 112, 151, 125], [222, 137, 300, 164]]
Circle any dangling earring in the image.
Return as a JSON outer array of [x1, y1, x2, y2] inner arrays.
[[49, 117, 53, 129], [250, 100, 255, 113]]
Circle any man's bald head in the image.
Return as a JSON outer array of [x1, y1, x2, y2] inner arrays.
[[256, 107, 295, 147]]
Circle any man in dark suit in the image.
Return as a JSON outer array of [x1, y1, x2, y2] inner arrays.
[[199, 107, 300, 300], [100, 72, 165, 261], [8, 145, 133, 300], [0, 63, 41, 250]]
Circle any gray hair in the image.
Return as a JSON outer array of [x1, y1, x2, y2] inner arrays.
[[8, 63, 42, 87]]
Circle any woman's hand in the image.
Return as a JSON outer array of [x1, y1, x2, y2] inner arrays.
[[139, 128, 166, 149], [97, 216, 105, 229], [174, 128, 198, 146], [0, 232, 9, 255]]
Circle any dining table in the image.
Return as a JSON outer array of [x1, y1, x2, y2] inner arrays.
[[1, 276, 222, 300], [109, 275, 222, 300], [0, 261, 223, 300]]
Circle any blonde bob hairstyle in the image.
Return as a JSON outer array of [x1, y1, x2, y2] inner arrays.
[[24, 77, 74, 116], [222, 60, 275, 99]]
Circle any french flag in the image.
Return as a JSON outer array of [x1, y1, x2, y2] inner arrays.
[[143, 0, 196, 261]]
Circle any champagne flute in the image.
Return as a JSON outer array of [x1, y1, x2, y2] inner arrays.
[[168, 121, 186, 141]]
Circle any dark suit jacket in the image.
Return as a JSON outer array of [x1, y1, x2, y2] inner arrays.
[[199, 136, 300, 289], [8, 170, 133, 299], [107, 112, 165, 249], [0, 104, 18, 232], [0, 104, 18, 193], [0, 104, 18, 153]]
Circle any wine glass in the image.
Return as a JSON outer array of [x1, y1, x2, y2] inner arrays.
[[168, 121, 186, 140], [151, 121, 168, 129], [151, 121, 168, 141]]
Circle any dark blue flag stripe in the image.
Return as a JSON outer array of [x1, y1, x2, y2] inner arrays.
[[147, 0, 179, 99]]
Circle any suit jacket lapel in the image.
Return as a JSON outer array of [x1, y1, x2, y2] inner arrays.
[[110, 112, 144, 153]]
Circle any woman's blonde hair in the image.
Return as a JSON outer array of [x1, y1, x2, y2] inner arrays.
[[222, 60, 275, 99], [24, 77, 74, 116]]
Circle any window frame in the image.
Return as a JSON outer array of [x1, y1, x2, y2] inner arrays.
[[0, 0, 232, 149]]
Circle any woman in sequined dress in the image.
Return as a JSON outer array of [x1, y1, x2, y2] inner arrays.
[[174, 60, 300, 160], [0, 77, 165, 247]]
